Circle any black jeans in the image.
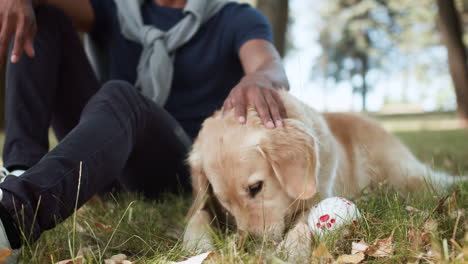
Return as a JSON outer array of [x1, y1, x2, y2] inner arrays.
[[0, 6, 191, 242]]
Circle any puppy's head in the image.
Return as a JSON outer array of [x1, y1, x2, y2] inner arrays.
[[189, 110, 318, 240]]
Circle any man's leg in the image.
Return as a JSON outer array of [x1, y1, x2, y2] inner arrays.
[[0, 80, 191, 244], [2, 6, 99, 171], [120, 101, 192, 198]]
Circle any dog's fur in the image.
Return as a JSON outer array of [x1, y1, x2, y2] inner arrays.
[[183, 90, 464, 260]]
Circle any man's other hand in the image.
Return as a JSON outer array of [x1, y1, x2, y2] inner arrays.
[[0, 0, 37, 65]]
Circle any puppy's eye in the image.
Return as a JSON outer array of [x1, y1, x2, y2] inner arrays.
[[248, 181, 263, 198]]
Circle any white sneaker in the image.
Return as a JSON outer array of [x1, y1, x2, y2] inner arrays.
[[0, 189, 20, 264], [0, 168, 26, 183]]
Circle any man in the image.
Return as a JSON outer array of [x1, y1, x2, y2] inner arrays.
[[0, 0, 289, 262]]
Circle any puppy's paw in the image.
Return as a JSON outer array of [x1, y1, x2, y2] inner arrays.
[[277, 222, 312, 263], [183, 210, 215, 253], [183, 233, 215, 253]]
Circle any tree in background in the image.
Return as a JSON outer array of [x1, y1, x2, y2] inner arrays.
[[314, 0, 468, 115], [0, 66, 4, 129], [256, 0, 289, 57], [436, 0, 468, 122], [315, 0, 396, 112]]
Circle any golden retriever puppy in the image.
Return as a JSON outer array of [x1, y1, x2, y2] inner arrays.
[[183, 90, 464, 260]]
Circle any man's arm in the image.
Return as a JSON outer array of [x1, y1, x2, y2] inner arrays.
[[0, 0, 94, 66], [223, 39, 289, 129], [239, 39, 289, 89], [44, 0, 94, 32]]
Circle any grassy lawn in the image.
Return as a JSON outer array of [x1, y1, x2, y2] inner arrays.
[[1, 116, 467, 263]]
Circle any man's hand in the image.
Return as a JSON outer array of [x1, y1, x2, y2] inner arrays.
[[224, 39, 289, 129], [0, 0, 37, 65], [223, 72, 287, 129]]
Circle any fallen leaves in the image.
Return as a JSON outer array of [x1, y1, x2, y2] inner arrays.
[[350, 236, 394, 258], [311, 235, 394, 263], [405, 205, 429, 218], [94, 222, 113, 233], [55, 256, 84, 264], [405, 189, 467, 263], [367, 236, 394, 257], [351, 240, 369, 255], [337, 237, 392, 263], [55, 253, 134, 264], [170, 252, 214, 264], [335, 252, 365, 263], [312, 243, 333, 259], [104, 253, 133, 264]]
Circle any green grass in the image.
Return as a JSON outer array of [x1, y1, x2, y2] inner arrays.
[[3, 118, 468, 263], [396, 129, 468, 173]]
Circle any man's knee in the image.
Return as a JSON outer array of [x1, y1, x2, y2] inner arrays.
[[82, 80, 144, 129], [91, 80, 142, 110], [100, 80, 137, 99]]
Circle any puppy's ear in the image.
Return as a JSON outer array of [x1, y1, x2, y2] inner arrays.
[[259, 119, 318, 200], [186, 141, 210, 219]]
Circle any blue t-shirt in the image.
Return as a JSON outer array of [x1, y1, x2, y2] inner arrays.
[[89, 0, 273, 139]]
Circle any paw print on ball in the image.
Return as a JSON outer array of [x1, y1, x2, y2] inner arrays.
[[315, 214, 336, 230], [308, 197, 362, 237]]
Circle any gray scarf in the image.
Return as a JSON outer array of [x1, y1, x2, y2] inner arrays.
[[113, 0, 229, 105]]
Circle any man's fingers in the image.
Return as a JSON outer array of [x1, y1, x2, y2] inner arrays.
[[24, 36, 34, 58], [11, 16, 26, 63], [0, 18, 14, 66], [234, 92, 247, 124], [23, 22, 36, 58], [222, 86, 237, 117], [222, 97, 234, 116], [271, 91, 288, 119], [254, 91, 275, 129], [265, 92, 282, 127]]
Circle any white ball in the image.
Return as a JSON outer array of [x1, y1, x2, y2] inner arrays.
[[308, 197, 361, 237]]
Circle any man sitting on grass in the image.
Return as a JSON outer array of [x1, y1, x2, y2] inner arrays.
[[0, 0, 289, 262]]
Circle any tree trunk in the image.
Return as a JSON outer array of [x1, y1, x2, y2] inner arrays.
[[0, 66, 4, 130], [361, 55, 368, 112], [436, 0, 468, 122], [256, 0, 289, 57]]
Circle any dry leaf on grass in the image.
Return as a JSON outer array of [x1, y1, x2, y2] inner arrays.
[[407, 219, 439, 252], [76, 207, 89, 217], [55, 256, 84, 264], [425, 245, 442, 261], [405, 206, 429, 218], [351, 240, 369, 254], [367, 236, 394, 257], [77, 247, 93, 258], [75, 222, 86, 233], [0, 249, 12, 263], [424, 219, 438, 233], [335, 252, 365, 263], [109, 254, 127, 262], [408, 229, 424, 252], [94, 222, 113, 233], [350, 236, 393, 259], [104, 253, 132, 264], [170, 252, 215, 264], [312, 243, 333, 259]]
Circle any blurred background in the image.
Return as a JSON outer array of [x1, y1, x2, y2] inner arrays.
[[0, 0, 467, 132], [244, 0, 468, 132]]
